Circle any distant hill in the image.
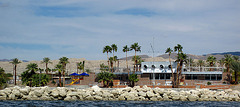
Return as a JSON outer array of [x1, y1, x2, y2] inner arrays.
[[0, 59, 29, 62], [119, 55, 150, 60], [207, 52, 240, 56], [157, 51, 240, 61]]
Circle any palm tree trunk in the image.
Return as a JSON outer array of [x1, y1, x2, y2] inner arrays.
[[46, 63, 48, 74], [169, 55, 175, 88], [134, 50, 136, 74], [59, 72, 61, 87], [63, 64, 66, 87], [107, 52, 110, 72], [14, 65, 17, 85], [113, 51, 115, 72], [126, 51, 129, 78]]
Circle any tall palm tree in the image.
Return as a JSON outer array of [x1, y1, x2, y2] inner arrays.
[[230, 61, 240, 84], [130, 43, 141, 73], [174, 44, 183, 54], [224, 54, 233, 73], [55, 64, 63, 87], [174, 44, 187, 88], [206, 56, 217, 71], [123, 45, 130, 77], [59, 57, 69, 87], [165, 47, 174, 87], [224, 54, 233, 83], [9, 58, 21, 85], [109, 57, 114, 73], [41, 57, 52, 74], [111, 44, 118, 69], [197, 60, 205, 71], [103, 45, 112, 72], [113, 56, 118, 72]]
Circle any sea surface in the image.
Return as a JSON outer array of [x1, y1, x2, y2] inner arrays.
[[0, 101, 239, 107]]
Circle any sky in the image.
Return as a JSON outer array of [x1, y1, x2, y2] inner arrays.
[[0, 0, 240, 61]]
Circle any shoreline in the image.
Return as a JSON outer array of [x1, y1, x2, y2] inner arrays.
[[1, 85, 240, 101]]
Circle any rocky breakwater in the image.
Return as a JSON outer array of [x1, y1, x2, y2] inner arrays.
[[0, 85, 240, 101]]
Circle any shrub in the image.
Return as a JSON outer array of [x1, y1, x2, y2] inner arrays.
[[207, 82, 211, 85]]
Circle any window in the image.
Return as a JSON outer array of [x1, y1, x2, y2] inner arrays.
[[166, 74, 171, 80], [185, 74, 192, 80], [193, 74, 198, 80], [155, 73, 159, 79], [211, 74, 216, 80], [160, 74, 164, 79], [217, 74, 222, 80], [205, 74, 210, 80]]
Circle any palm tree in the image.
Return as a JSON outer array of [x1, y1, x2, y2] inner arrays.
[[174, 44, 183, 54], [21, 63, 38, 87], [41, 57, 52, 74], [111, 44, 118, 68], [55, 64, 63, 87], [206, 56, 217, 71], [219, 58, 225, 67], [96, 72, 116, 87], [0, 67, 8, 88], [130, 43, 141, 73], [165, 47, 174, 87], [103, 45, 112, 72], [230, 61, 240, 84], [197, 60, 205, 71], [109, 57, 114, 72], [224, 54, 233, 83], [77, 61, 85, 74], [9, 58, 21, 85], [131, 55, 144, 71], [113, 56, 118, 72], [59, 57, 69, 87], [174, 44, 187, 88], [123, 45, 130, 77], [129, 74, 139, 87], [233, 55, 239, 61], [100, 63, 109, 72]]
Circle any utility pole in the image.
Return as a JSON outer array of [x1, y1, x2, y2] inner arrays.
[[150, 37, 155, 88]]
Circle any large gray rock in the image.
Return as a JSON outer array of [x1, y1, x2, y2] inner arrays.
[[19, 86, 30, 95], [188, 95, 199, 101], [0, 90, 7, 100], [58, 88, 67, 97], [50, 89, 59, 98], [92, 85, 101, 92], [3, 88, 12, 95], [12, 89, 22, 98], [146, 91, 155, 98], [138, 91, 147, 97]]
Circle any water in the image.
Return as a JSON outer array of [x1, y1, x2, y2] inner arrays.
[[0, 101, 239, 107]]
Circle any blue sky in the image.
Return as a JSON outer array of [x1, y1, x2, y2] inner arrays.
[[0, 0, 240, 61]]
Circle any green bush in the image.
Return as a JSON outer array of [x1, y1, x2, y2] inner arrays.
[[207, 82, 211, 85]]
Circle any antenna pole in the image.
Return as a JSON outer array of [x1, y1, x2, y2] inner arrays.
[[150, 37, 155, 88]]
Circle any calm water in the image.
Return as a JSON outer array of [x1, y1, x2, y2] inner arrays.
[[0, 101, 239, 107]]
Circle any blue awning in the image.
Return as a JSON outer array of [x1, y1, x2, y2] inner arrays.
[[69, 73, 80, 76], [80, 72, 89, 76]]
